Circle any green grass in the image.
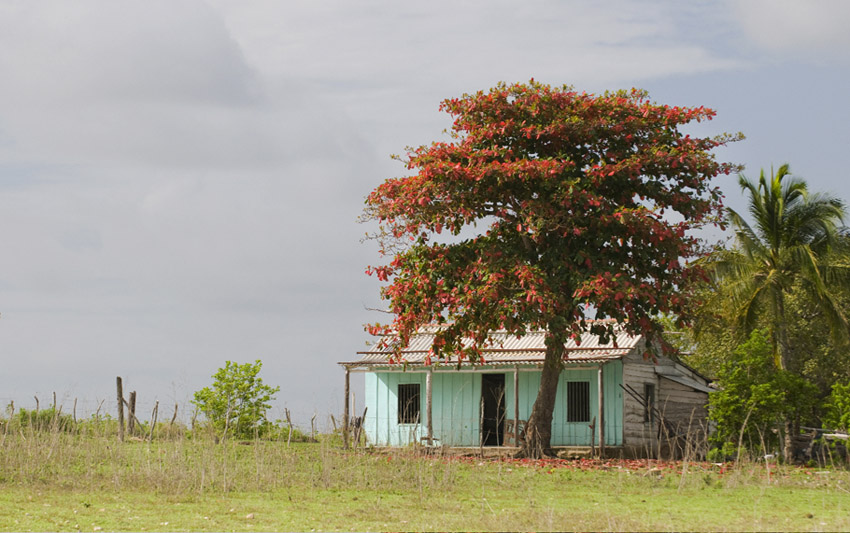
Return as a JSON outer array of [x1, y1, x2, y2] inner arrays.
[[1, 427, 849, 531]]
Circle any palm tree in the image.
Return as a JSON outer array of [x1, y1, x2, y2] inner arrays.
[[708, 164, 850, 458]]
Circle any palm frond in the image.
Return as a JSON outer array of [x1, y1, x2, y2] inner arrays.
[[710, 165, 849, 366]]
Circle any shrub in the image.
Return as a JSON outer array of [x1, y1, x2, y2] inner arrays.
[[9, 407, 75, 432], [192, 360, 280, 440], [709, 330, 818, 452], [824, 381, 850, 432]]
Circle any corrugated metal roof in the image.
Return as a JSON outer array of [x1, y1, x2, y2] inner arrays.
[[655, 367, 716, 393], [345, 323, 643, 367]]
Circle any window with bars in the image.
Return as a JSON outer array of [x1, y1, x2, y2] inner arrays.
[[397, 383, 421, 424], [566, 381, 591, 423]]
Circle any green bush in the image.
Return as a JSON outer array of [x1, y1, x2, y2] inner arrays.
[[824, 381, 850, 432], [9, 407, 75, 432], [709, 330, 818, 452], [192, 360, 280, 440]]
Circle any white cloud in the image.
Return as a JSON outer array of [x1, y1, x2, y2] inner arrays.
[[0, 0, 373, 172], [211, 0, 742, 91], [732, 0, 850, 59]]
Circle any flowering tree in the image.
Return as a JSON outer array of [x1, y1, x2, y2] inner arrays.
[[364, 81, 737, 457]]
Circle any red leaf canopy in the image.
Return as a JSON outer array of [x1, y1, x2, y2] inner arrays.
[[364, 81, 736, 362]]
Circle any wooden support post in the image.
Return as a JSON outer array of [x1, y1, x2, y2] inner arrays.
[[426, 369, 433, 445], [122, 398, 144, 430], [148, 401, 159, 442], [479, 395, 485, 453], [352, 407, 368, 449], [343, 367, 350, 450], [73, 398, 77, 424], [590, 416, 596, 457], [128, 391, 137, 435], [170, 403, 178, 430], [285, 408, 293, 447], [51, 392, 58, 427], [116, 377, 124, 442], [514, 366, 520, 446], [598, 364, 605, 457]]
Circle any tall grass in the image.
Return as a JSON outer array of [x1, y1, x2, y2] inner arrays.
[[5, 408, 850, 531], [0, 408, 462, 496], [1, 400, 847, 497]]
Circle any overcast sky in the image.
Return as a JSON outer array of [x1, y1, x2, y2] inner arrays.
[[1, 0, 849, 427]]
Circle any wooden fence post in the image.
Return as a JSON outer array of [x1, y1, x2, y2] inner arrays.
[[116, 377, 124, 442], [353, 407, 368, 450], [148, 401, 159, 441], [128, 391, 137, 435], [285, 408, 293, 447]]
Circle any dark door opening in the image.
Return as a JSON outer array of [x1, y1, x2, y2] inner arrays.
[[481, 373, 506, 446]]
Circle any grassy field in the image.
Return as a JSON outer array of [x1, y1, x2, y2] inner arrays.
[[1, 423, 849, 531]]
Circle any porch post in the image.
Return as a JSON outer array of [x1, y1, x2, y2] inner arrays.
[[426, 368, 433, 445], [513, 365, 520, 446], [598, 364, 605, 456], [343, 367, 350, 450]]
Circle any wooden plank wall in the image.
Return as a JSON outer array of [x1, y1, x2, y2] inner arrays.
[[621, 350, 658, 452], [656, 377, 709, 439], [621, 343, 711, 457]]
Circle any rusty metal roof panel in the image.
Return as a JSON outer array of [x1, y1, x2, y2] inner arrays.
[[368, 328, 639, 352], [351, 323, 641, 367]]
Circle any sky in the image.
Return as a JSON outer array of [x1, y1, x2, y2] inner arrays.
[[1, 0, 849, 428]]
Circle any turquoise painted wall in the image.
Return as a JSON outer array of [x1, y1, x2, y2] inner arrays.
[[432, 372, 480, 446], [364, 371, 426, 446], [364, 361, 624, 447]]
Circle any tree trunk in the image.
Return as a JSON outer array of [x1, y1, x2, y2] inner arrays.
[[774, 293, 795, 462], [774, 293, 791, 371], [518, 331, 564, 458]]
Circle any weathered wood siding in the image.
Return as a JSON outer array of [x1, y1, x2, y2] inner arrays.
[[621, 345, 659, 452], [656, 374, 709, 434], [620, 344, 711, 456]]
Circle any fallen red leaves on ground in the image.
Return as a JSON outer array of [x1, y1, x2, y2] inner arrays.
[[443, 455, 686, 472]]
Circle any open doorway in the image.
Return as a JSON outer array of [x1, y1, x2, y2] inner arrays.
[[481, 373, 506, 446]]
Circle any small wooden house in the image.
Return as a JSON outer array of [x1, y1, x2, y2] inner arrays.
[[340, 322, 714, 457]]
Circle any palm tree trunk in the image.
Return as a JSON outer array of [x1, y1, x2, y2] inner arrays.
[[774, 293, 792, 371], [774, 293, 796, 462]]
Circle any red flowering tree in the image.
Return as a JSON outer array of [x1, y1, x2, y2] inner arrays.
[[363, 81, 737, 457]]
